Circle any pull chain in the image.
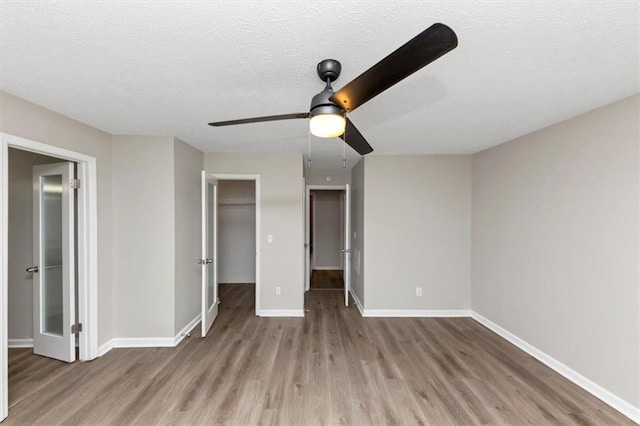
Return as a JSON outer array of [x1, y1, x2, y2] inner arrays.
[[307, 129, 312, 169], [342, 122, 347, 168]]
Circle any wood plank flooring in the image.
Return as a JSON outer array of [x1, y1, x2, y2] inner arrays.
[[310, 269, 344, 290], [5, 284, 632, 425]]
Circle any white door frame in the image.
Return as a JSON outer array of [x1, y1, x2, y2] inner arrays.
[[0, 133, 99, 421], [208, 173, 261, 316], [305, 184, 346, 291]]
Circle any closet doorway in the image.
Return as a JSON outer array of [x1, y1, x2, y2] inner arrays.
[[217, 180, 257, 313], [200, 172, 261, 338]]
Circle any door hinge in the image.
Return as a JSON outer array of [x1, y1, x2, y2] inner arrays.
[[70, 179, 81, 189], [71, 323, 83, 334]]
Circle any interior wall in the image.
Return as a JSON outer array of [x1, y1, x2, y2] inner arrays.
[[7, 149, 60, 340], [218, 180, 256, 284], [312, 190, 343, 269], [304, 168, 351, 186], [472, 94, 640, 410], [0, 91, 114, 346], [204, 153, 303, 312], [173, 138, 204, 335], [112, 135, 175, 338], [350, 159, 365, 306], [364, 155, 472, 310]]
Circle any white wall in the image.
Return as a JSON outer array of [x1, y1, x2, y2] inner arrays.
[[173, 138, 203, 335], [305, 168, 351, 185], [112, 135, 175, 338], [472, 94, 640, 411], [204, 153, 303, 312], [7, 149, 60, 340], [0, 91, 114, 345], [312, 190, 343, 269], [218, 180, 256, 283], [364, 155, 472, 311], [350, 159, 365, 306]]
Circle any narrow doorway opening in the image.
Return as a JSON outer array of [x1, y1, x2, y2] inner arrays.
[[217, 180, 256, 313], [1, 134, 99, 421], [309, 190, 345, 291], [6, 147, 79, 411]]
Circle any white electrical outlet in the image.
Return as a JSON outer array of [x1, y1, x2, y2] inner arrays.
[[416, 287, 422, 297], [268, 234, 274, 243], [276, 286, 281, 295]]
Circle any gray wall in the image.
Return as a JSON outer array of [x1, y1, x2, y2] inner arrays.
[[312, 190, 343, 269], [204, 153, 304, 312], [472, 94, 640, 409], [0, 91, 114, 345], [350, 159, 365, 306], [364, 155, 472, 310], [173, 138, 204, 335], [112, 135, 176, 338], [218, 180, 256, 284], [7, 149, 60, 339], [304, 168, 351, 185]]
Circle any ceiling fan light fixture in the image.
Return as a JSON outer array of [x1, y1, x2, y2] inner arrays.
[[309, 107, 346, 138]]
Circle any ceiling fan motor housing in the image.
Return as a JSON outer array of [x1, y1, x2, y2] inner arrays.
[[311, 59, 345, 118], [310, 87, 345, 118]]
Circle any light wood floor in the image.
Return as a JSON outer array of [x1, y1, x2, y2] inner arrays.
[[310, 269, 344, 290], [6, 284, 631, 425]]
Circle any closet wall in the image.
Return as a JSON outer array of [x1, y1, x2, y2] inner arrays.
[[218, 180, 256, 283]]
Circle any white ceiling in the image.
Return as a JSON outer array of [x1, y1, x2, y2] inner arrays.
[[1, 1, 638, 169]]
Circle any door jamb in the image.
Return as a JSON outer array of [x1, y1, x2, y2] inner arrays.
[[208, 173, 261, 316], [305, 184, 346, 291], [1, 133, 99, 420]]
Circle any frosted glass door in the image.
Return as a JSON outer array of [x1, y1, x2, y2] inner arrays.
[[32, 162, 76, 362], [42, 174, 64, 335]]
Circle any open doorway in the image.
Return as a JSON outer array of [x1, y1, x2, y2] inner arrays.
[[1, 133, 99, 421], [3, 144, 93, 417], [305, 185, 351, 306], [200, 173, 261, 338], [217, 180, 257, 313]]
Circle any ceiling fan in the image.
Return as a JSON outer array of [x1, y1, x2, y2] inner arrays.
[[208, 23, 458, 156]]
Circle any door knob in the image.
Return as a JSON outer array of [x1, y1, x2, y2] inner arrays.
[[26, 266, 39, 273]]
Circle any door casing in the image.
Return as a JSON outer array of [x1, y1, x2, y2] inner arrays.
[[0, 133, 99, 421], [304, 185, 348, 292]]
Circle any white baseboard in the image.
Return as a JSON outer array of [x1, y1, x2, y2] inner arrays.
[[97, 339, 114, 357], [258, 309, 305, 317], [173, 314, 201, 346], [110, 337, 176, 348], [349, 289, 365, 316], [8, 338, 33, 348], [97, 313, 202, 357], [312, 266, 343, 271], [471, 311, 640, 424], [218, 281, 255, 285], [361, 309, 471, 318]]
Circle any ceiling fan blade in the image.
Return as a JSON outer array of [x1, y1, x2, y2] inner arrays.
[[339, 118, 374, 155], [330, 23, 458, 112], [209, 112, 310, 127]]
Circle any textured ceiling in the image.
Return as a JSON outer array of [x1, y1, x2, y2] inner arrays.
[[1, 1, 638, 168]]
